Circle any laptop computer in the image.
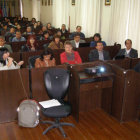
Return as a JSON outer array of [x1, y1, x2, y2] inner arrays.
[[79, 43, 90, 48]]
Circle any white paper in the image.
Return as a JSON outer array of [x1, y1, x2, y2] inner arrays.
[[39, 99, 61, 108]]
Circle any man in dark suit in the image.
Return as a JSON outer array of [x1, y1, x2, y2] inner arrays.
[[89, 41, 110, 61], [116, 39, 138, 58]]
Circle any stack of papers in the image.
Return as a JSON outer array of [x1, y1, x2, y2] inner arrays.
[[39, 99, 61, 108]]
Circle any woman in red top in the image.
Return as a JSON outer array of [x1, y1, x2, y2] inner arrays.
[[60, 41, 82, 64]]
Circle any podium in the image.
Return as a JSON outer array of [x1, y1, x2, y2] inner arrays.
[[68, 61, 114, 121]]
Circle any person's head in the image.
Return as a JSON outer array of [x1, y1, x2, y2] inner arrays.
[[93, 33, 101, 42], [16, 30, 21, 39], [57, 30, 62, 36], [10, 27, 15, 33], [53, 35, 60, 44], [96, 41, 103, 51], [16, 24, 21, 30], [32, 18, 36, 23], [15, 22, 18, 26], [125, 39, 132, 50], [64, 41, 73, 54], [3, 24, 7, 30], [37, 21, 41, 26], [27, 35, 37, 47], [42, 26, 47, 32], [74, 33, 81, 42], [40, 48, 54, 61], [76, 26, 82, 33], [62, 24, 66, 30], [43, 31, 49, 39], [47, 23, 51, 29], [0, 36, 5, 46], [26, 26, 32, 33], [0, 47, 9, 61]]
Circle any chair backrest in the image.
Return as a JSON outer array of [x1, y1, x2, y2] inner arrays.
[[28, 55, 40, 69], [44, 68, 69, 100]]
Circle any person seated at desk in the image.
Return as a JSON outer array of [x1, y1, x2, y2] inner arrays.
[[40, 31, 50, 41], [56, 30, 65, 40], [70, 33, 86, 48], [69, 26, 85, 39], [0, 48, 24, 70], [48, 35, 64, 49], [12, 30, 26, 42], [90, 33, 106, 47], [35, 48, 56, 68], [0, 36, 13, 53], [21, 35, 39, 52], [89, 41, 110, 61], [60, 24, 68, 35], [116, 39, 138, 58], [23, 26, 35, 35], [60, 41, 82, 64]]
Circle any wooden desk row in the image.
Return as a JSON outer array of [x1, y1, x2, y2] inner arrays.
[[0, 59, 140, 123], [10, 45, 121, 68]]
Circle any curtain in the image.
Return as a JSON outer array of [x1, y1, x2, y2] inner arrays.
[[75, 0, 101, 37], [52, 0, 69, 28], [108, 0, 140, 56], [108, 0, 130, 47], [127, 0, 140, 55]]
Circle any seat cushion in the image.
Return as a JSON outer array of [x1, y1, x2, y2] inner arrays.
[[42, 101, 71, 118]]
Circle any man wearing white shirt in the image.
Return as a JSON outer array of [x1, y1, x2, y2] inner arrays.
[[116, 39, 138, 58], [70, 33, 85, 48]]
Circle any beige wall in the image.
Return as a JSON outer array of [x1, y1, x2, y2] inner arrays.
[[40, 5, 53, 25], [22, 0, 32, 20]]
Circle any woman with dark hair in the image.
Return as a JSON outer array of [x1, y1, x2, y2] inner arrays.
[[35, 48, 56, 68], [90, 33, 106, 47], [0, 48, 24, 70], [48, 35, 64, 49], [22, 35, 39, 52]]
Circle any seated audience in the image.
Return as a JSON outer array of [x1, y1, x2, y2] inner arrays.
[[89, 41, 110, 61], [40, 31, 50, 41], [0, 36, 13, 53], [48, 35, 64, 49], [116, 39, 138, 58], [60, 41, 82, 64], [60, 24, 68, 36], [69, 26, 85, 39], [5, 27, 16, 42], [35, 48, 55, 68], [1, 24, 9, 36], [56, 30, 65, 40], [21, 35, 38, 52], [38, 26, 47, 34], [90, 33, 106, 47], [23, 26, 35, 35], [0, 48, 24, 70], [12, 30, 26, 42], [70, 33, 86, 48], [47, 23, 53, 30]]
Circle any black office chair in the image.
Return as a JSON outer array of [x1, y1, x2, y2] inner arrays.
[[41, 68, 74, 137]]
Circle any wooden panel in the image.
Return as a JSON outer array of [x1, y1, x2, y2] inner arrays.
[[0, 69, 29, 123], [130, 58, 140, 69], [10, 52, 21, 63], [121, 70, 140, 121]]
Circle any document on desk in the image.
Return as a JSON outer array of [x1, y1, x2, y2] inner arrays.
[[39, 99, 61, 108]]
